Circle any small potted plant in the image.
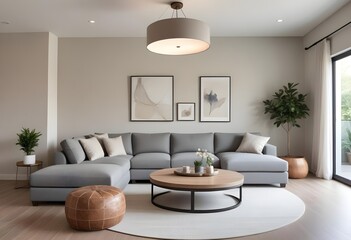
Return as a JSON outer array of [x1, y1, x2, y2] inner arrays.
[[342, 128, 351, 164], [193, 160, 203, 173], [16, 127, 42, 165]]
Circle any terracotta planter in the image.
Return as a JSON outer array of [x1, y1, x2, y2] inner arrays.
[[281, 156, 308, 179], [347, 152, 351, 164]]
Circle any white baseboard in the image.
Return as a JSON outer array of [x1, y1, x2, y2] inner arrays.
[[0, 174, 28, 180]]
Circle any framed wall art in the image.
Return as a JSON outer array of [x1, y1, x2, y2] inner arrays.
[[177, 102, 195, 121], [130, 76, 174, 122], [199, 76, 231, 122]]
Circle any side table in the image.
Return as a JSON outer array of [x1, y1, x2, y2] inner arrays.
[[15, 160, 43, 189]]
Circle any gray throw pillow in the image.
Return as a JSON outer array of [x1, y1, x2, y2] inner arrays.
[[60, 139, 86, 164]]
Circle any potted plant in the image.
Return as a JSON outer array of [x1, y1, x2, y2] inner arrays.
[[263, 82, 310, 178], [193, 160, 204, 173], [342, 128, 351, 164], [16, 127, 42, 165], [195, 148, 214, 174]]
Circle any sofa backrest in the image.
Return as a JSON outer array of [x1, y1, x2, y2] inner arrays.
[[171, 133, 214, 154], [108, 133, 133, 155], [214, 133, 244, 154], [214, 132, 261, 154], [132, 133, 170, 154]]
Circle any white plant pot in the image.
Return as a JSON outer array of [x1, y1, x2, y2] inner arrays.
[[206, 166, 214, 174], [24, 155, 36, 165]]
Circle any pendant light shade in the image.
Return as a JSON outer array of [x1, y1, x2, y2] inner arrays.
[[146, 2, 210, 55]]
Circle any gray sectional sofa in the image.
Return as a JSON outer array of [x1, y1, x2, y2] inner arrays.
[[30, 132, 288, 204]]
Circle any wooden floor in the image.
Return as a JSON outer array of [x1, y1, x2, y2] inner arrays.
[[1, 176, 351, 240]]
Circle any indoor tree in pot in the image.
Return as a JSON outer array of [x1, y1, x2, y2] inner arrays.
[[263, 82, 310, 178], [16, 127, 42, 165]]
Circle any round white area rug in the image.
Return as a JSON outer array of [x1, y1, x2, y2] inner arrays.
[[109, 184, 305, 240]]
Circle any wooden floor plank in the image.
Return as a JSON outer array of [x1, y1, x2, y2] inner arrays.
[[0, 177, 350, 240]]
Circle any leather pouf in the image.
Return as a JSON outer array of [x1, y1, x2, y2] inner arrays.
[[65, 185, 126, 231]]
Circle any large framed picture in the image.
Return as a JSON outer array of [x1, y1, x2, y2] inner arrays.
[[130, 76, 174, 122], [177, 102, 195, 121], [199, 76, 231, 122]]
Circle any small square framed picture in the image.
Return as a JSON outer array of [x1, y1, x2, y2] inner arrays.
[[177, 103, 195, 121]]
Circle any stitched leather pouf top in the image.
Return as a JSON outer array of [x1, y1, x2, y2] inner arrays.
[[65, 185, 126, 231]]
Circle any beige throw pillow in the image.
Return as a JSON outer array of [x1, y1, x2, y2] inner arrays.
[[236, 132, 270, 154], [79, 137, 104, 160], [103, 136, 127, 156]]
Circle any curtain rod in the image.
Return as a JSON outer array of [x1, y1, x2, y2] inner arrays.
[[304, 21, 351, 50]]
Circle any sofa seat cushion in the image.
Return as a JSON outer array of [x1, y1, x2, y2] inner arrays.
[[81, 155, 132, 172], [30, 164, 126, 188], [218, 152, 288, 172], [171, 152, 220, 168], [131, 153, 170, 169]]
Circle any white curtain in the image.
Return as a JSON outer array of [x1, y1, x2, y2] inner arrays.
[[310, 39, 333, 179]]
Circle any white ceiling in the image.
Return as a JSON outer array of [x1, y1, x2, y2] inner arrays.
[[0, 0, 349, 37]]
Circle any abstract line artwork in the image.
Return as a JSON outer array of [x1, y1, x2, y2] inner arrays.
[[200, 76, 231, 122], [130, 76, 174, 121]]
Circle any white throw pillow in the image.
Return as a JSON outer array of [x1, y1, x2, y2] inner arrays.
[[79, 137, 104, 160], [236, 133, 270, 154], [103, 136, 127, 156]]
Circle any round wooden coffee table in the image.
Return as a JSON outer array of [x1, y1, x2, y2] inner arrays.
[[149, 168, 244, 213]]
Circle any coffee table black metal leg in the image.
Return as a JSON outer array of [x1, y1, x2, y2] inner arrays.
[[191, 190, 195, 211]]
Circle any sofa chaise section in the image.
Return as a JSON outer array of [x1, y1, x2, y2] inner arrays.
[[30, 164, 129, 204], [214, 133, 288, 187]]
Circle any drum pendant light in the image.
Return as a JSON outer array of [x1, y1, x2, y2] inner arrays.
[[147, 2, 210, 55]]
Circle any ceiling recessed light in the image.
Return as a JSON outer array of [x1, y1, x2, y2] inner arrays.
[[88, 20, 95, 24], [277, 19, 283, 23]]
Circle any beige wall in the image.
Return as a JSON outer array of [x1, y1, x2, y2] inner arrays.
[[304, 1, 351, 55], [0, 33, 57, 179], [58, 37, 305, 157]]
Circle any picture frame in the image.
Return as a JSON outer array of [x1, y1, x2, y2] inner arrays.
[[199, 76, 231, 122], [130, 76, 174, 122], [177, 102, 195, 121]]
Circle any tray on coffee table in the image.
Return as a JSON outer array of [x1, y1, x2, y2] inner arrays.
[[174, 168, 219, 177]]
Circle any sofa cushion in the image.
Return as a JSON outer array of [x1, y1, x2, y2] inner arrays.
[[132, 133, 170, 154], [171, 133, 214, 154], [30, 164, 125, 188], [131, 153, 170, 169], [214, 133, 244, 154], [108, 133, 133, 155], [79, 137, 104, 160], [171, 152, 220, 168], [81, 155, 132, 172], [218, 152, 288, 172], [60, 139, 86, 164], [89, 133, 109, 155], [103, 136, 127, 156], [236, 133, 270, 154]]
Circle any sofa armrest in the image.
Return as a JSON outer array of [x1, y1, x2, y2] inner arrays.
[[54, 151, 68, 165], [262, 144, 277, 156]]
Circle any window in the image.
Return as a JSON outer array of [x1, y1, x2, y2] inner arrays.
[[333, 49, 351, 186]]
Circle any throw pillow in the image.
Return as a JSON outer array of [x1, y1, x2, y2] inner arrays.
[[60, 139, 86, 164], [89, 133, 109, 155], [79, 137, 104, 160], [103, 136, 127, 156], [236, 133, 270, 154]]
